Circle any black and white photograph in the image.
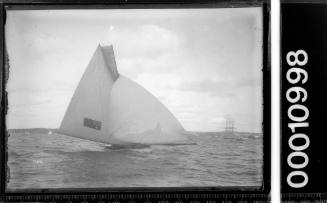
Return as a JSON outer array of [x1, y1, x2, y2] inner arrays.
[[5, 6, 264, 190]]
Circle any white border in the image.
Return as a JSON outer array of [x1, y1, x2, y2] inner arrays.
[[271, 0, 281, 202]]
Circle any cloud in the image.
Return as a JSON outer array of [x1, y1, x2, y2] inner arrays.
[[108, 24, 180, 58], [166, 75, 261, 99]]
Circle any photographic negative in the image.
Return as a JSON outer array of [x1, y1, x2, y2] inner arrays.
[[3, 4, 268, 192]]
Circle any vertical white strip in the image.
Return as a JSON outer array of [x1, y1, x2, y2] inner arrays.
[[271, 0, 281, 202]]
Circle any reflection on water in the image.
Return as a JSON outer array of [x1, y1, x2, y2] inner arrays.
[[7, 132, 262, 189]]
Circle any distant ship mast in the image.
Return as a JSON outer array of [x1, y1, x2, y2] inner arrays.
[[224, 119, 235, 133]]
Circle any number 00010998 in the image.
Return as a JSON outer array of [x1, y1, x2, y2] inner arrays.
[[285, 50, 310, 189]]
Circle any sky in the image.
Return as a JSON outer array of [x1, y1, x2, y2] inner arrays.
[[5, 8, 263, 133]]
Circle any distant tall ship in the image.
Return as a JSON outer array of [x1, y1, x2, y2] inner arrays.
[[59, 45, 193, 146], [224, 119, 236, 135]]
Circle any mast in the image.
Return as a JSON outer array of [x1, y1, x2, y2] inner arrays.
[[224, 119, 235, 133]]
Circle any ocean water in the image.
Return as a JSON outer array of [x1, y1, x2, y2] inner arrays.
[[7, 131, 263, 190]]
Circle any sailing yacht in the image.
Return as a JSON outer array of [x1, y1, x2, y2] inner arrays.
[[59, 45, 194, 146]]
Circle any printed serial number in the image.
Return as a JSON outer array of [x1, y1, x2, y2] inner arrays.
[[286, 50, 310, 188]]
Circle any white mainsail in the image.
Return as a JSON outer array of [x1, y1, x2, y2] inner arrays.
[[59, 45, 192, 145]]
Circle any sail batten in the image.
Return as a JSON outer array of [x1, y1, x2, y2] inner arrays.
[[59, 45, 192, 145]]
